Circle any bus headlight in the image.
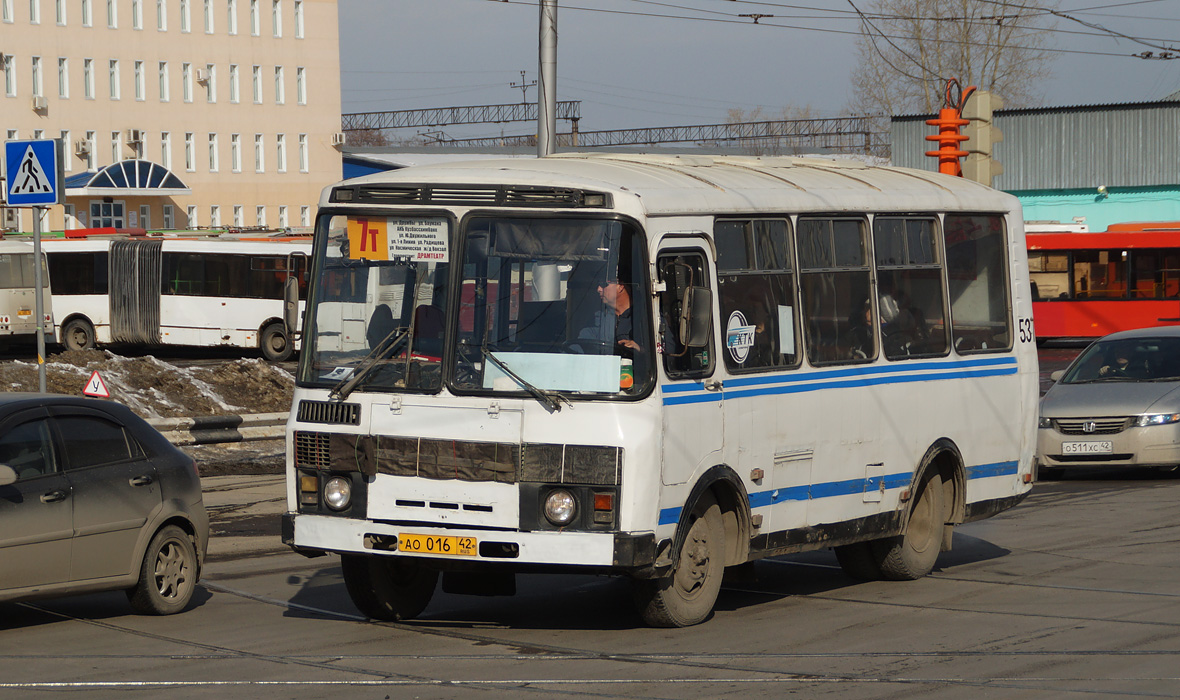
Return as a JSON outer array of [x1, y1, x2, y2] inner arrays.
[[323, 476, 352, 510], [543, 488, 577, 526], [1135, 413, 1180, 427]]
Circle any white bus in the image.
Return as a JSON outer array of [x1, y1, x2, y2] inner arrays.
[[283, 154, 1038, 627], [42, 233, 309, 361], [0, 240, 53, 346]]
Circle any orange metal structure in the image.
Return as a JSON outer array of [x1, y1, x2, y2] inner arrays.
[[924, 79, 974, 176]]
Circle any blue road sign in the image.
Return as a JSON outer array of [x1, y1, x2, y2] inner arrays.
[[4, 139, 62, 206]]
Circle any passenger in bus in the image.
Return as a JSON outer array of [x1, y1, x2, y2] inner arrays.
[[843, 300, 875, 359]]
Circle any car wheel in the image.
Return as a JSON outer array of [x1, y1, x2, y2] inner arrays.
[[126, 525, 199, 615], [62, 318, 96, 352], [340, 554, 438, 621], [634, 493, 725, 627], [871, 470, 946, 580], [260, 322, 293, 362]]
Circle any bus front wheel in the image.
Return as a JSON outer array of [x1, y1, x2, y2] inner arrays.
[[62, 318, 96, 352], [634, 493, 725, 627], [340, 554, 438, 622], [260, 322, 293, 362]]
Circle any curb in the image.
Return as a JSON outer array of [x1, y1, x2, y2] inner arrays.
[[148, 412, 288, 446]]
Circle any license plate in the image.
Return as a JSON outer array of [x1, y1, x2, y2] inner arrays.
[[1063, 441, 1113, 455], [398, 533, 477, 557]]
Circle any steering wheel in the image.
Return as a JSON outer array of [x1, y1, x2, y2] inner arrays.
[[563, 339, 615, 355]]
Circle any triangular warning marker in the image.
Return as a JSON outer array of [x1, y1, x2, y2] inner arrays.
[[10, 146, 54, 195], [83, 370, 110, 398]]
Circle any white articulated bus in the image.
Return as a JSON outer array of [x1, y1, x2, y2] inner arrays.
[[283, 154, 1039, 627], [42, 233, 309, 361], [0, 240, 53, 346]]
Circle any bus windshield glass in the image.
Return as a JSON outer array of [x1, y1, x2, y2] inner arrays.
[[452, 216, 652, 398], [301, 213, 452, 393]]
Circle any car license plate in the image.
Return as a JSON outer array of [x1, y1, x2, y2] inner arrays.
[[1062, 441, 1113, 455], [398, 533, 477, 557]]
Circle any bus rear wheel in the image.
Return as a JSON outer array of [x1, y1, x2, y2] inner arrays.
[[340, 554, 438, 622], [634, 493, 725, 627], [871, 469, 946, 580], [62, 318, 96, 352], [260, 322, 293, 362]]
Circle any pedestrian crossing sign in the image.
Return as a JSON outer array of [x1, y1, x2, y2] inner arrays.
[[4, 139, 63, 207]]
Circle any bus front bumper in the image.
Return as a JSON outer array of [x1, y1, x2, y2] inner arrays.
[[281, 513, 658, 572]]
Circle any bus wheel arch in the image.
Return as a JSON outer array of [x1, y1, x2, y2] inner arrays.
[[259, 320, 293, 362], [61, 316, 97, 352]]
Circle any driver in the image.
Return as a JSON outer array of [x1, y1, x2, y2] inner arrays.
[[597, 276, 639, 352]]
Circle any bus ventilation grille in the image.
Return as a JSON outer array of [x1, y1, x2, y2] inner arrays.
[[334, 184, 611, 209], [297, 400, 360, 425], [293, 431, 332, 470]]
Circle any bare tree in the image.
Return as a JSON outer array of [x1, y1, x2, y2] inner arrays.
[[343, 129, 391, 147], [849, 0, 1057, 115]]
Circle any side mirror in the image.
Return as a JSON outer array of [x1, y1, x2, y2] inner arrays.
[[283, 277, 300, 337], [0, 464, 16, 487], [679, 286, 712, 348], [1050, 369, 1065, 382]]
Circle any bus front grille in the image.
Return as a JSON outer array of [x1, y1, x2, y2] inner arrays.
[[297, 400, 360, 425], [294, 431, 332, 470]]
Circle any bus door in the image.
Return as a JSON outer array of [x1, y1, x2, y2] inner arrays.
[[656, 244, 722, 486], [108, 240, 162, 344]]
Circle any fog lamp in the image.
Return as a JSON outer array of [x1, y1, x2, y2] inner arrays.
[[323, 476, 352, 511], [1038, 416, 1052, 429], [543, 488, 576, 526]]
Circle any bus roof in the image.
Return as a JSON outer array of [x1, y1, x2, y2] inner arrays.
[[324, 153, 1019, 218]]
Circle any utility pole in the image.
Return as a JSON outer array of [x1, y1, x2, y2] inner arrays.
[[510, 71, 536, 104], [538, 0, 557, 157]]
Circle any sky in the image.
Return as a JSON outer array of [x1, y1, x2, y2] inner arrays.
[[337, 0, 1180, 142]]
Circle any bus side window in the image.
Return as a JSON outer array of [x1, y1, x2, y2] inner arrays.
[[658, 252, 714, 379], [798, 218, 873, 365]]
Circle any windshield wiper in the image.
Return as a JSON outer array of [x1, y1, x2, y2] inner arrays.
[[481, 347, 571, 413], [330, 326, 411, 401]]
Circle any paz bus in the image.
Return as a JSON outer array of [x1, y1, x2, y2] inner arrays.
[[0, 240, 52, 346], [1027, 221, 1180, 340], [282, 154, 1038, 627], [41, 231, 309, 361]]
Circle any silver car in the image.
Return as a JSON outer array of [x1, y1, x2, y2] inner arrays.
[[0, 394, 208, 614], [1037, 327, 1180, 478]]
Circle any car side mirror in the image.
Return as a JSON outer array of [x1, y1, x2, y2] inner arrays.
[[0, 464, 16, 486], [1050, 370, 1065, 382], [680, 286, 712, 348]]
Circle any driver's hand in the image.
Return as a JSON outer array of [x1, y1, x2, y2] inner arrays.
[[617, 339, 640, 351]]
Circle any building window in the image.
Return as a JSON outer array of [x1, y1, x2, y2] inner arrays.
[[270, 0, 278, 36], [156, 0, 164, 29], [204, 63, 215, 102], [253, 133, 264, 172], [275, 133, 286, 172], [202, 0, 210, 31], [90, 200, 125, 228], [105, 0, 114, 26], [30, 0, 39, 23], [107, 58, 119, 99], [248, 0, 257, 35], [3, 0, 14, 22], [298, 133, 307, 172], [295, 66, 305, 104], [60, 130, 71, 171], [139, 204, 150, 229], [57, 57, 68, 97], [207, 132, 218, 171], [273, 65, 283, 104], [158, 60, 169, 100], [226, 0, 235, 33], [81, 0, 90, 26], [179, 0, 188, 31], [293, 0, 301, 37], [184, 132, 194, 171], [55, 0, 64, 24], [83, 57, 94, 98], [230, 133, 240, 172], [131, 0, 140, 28], [134, 60, 143, 100], [163, 204, 174, 229], [278, 205, 288, 228], [210, 205, 220, 227], [64, 203, 76, 228], [232, 204, 243, 227], [84, 130, 95, 170], [251, 64, 261, 103], [31, 56, 43, 97], [228, 63, 238, 102], [2, 55, 13, 96], [110, 130, 121, 163], [300, 205, 309, 227], [256, 205, 265, 227], [160, 131, 171, 169], [181, 62, 191, 101], [186, 204, 197, 228]]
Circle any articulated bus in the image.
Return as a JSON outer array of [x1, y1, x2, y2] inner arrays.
[[42, 232, 309, 361], [283, 154, 1038, 627], [1028, 221, 1180, 340], [0, 240, 53, 346]]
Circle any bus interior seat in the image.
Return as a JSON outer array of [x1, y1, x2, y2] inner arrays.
[[516, 300, 566, 351], [367, 304, 396, 350]]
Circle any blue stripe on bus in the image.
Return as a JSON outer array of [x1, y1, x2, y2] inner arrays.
[[657, 461, 1019, 526], [662, 356, 1019, 406]]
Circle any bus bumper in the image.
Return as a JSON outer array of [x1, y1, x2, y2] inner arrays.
[[281, 513, 657, 571]]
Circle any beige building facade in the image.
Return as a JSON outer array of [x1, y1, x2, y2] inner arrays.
[[1, 0, 341, 233]]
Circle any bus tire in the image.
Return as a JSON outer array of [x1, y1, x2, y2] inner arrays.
[[126, 525, 199, 615], [62, 318, 96, 352], [260, 322, 293, 362], [871, 469, 946, 580], [634, 493, 725, 627], [833, 541, 883, 581], [340, 554, 438, 622]]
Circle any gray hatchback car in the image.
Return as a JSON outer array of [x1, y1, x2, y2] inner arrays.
[[1037, 327, 1180, 478], [0, 394, 208, 614]]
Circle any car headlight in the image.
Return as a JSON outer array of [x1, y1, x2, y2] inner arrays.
[[1135, 413, 1180, 427], [323, 476, 352, 510], [543, 488, 577, 526], [1038, 416, 1052, 429]]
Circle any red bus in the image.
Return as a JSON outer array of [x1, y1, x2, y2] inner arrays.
[[1028, 222, 1180, 340]]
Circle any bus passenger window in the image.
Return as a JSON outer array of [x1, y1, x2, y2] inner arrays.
[[874, 217, 948, 360], [944, 214, 1012, 352], [715, 219, 798, 372], [799, 218, 872, 365]]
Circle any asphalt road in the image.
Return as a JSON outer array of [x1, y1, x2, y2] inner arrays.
[[3, 467, 1179, 699]]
